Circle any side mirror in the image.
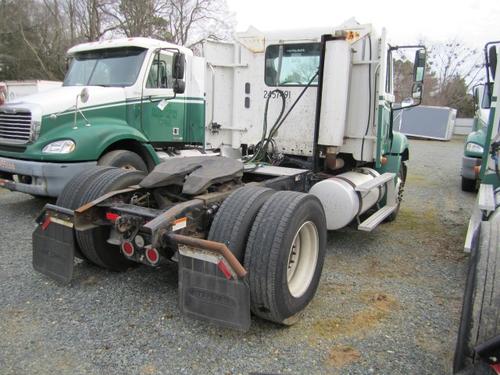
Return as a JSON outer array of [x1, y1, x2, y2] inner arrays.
[[413, 49, 426, 83], [173, 79, 185, 94], [79, 87, 89, 103], [488, 45, 497, 80], [172, 52, 185, 79]]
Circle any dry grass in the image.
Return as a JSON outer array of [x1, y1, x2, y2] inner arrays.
[[326, 345, 361, 368], [311, 292, 398, 340]]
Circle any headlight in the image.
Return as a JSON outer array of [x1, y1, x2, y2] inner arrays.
[[42, 140, 75, 154], [466, 143, 484, 154]]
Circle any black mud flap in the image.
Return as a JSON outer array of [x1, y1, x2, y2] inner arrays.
[[32, 204, 76, 284], [178, 254, 251, 331]]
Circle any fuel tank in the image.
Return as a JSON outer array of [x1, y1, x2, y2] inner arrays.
[[310, 168, 385, 230]]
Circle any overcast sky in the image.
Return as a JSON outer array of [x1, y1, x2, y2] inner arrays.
[[226, 0, 500, 48]]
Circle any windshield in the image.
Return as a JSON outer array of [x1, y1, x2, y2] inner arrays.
[[64, 47, 147, 87]]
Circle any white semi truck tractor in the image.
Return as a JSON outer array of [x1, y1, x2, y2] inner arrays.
[[31, 19, 426, 330]]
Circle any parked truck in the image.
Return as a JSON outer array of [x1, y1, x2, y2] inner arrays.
[[461, 71, 496, 192], [31, 20, 426, 330], [454, 42, 500, 375]]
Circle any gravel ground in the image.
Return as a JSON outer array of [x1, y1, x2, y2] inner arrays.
[[0, 137, 475, 375]]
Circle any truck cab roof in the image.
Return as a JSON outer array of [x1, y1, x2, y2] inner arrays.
[[67, 37, 193, 56]]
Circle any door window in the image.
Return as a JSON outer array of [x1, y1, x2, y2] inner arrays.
[[146, 52, 173, 89]]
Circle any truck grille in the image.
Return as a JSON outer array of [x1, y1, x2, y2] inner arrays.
[[0, 110, 32, 143]]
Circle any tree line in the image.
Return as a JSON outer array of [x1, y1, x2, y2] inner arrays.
[[0, 0, 234, 80]]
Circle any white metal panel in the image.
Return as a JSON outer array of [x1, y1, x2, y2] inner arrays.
[[187, 56, 205, 99], [204, 22, 381, 160], [318, 40, 351, 147]]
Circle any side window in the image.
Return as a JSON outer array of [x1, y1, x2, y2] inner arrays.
[[146, 52, 173, 89], [265, 43, 320, 86]]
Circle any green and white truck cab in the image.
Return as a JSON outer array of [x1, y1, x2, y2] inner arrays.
[[0, 38, 204, 196], [461, 83, 491, 191]]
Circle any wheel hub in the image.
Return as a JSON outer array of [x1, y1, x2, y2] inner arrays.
[[286, 221, 319, 298]]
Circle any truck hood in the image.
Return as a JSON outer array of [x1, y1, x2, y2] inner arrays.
[[4, 86, 131, 116]]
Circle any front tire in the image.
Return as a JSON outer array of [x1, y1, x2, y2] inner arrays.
[[244, 191, 327, 325], [98, 150, 148, 172], [385, 162, 407, 222]]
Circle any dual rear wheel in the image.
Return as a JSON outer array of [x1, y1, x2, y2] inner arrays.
[[209, 186, 327, 324], [56, 167, 145, 270]]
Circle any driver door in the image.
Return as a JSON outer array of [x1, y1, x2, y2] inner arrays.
[[141, 50, 186, 143]]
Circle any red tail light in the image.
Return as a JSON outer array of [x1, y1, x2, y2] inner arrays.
[[106, 212, 120, 222], [145, 248, 159, 264], [121, 241, 134, 257]]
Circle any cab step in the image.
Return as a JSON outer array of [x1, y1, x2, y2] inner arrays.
[[478, 184, 496, 211], [358, 205, 397, 232]]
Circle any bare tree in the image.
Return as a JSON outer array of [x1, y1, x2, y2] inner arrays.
[[67, 0, 117, 41], [104, 0, 169, 38], [103, 0, 234, 44], [165, 0, 235, 46], [426, 39, 484, 90]]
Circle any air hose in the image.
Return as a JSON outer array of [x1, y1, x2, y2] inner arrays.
[[246, 89, 286, 163]]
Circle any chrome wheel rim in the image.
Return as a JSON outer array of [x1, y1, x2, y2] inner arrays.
[[121, 164, 136, 170], [287, 221, 319, 298]]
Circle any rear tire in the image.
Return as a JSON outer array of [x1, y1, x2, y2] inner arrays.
[[244, 191, 327, 325], [462, 177, 477, 192], [75, 168, 145, 270], [208, 186, 275, 262], [56, 166, 115, 259], [98, 150, 148, 172]]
